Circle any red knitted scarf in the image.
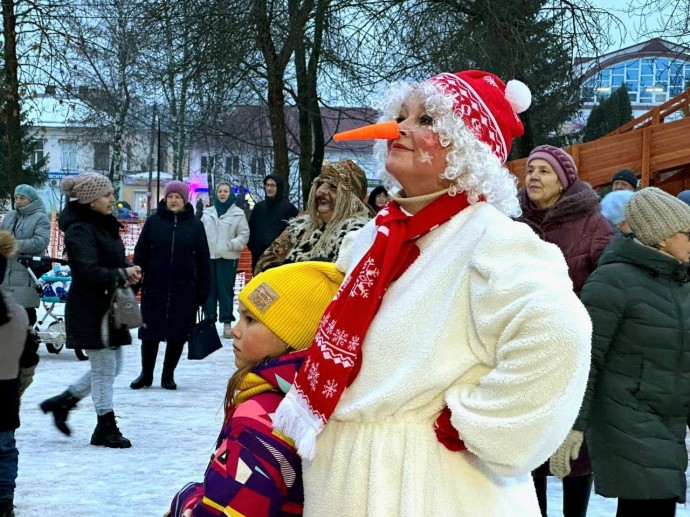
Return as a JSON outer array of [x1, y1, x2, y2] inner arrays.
[[274, 192, 471, 459]]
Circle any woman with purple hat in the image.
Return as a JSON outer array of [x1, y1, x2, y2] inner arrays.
[[519, 145, 613, 516], [272, 71, 593, 516], [130, 181, 211, 391]]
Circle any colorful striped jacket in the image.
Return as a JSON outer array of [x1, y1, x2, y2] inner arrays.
[[170, 351, 307, 517]]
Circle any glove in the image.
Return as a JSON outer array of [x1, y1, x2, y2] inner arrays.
[[549, 429, 583, 479], [433, 406, 467, 452]]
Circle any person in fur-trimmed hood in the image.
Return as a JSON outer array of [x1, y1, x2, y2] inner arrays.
[[272, 71, 593, 517], [517, 144, 612, 516]]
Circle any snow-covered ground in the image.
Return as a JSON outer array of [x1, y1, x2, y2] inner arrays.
[[12, 320, 690, 516]]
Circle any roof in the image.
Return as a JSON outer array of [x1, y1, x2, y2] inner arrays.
[[576, 38, 690, 80]]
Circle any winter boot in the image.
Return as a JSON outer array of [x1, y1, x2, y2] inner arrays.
[[161, 341, 183, 390], [90, 412, 131, 448], [0, 499, 15, 517], [39, 390, 80, 436], [223, 322, 233, 338], [161, 369, 177, 390], [130, 340, 158, 389]]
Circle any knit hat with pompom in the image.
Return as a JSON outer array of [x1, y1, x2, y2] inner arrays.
[[426, 70, 531, 163]]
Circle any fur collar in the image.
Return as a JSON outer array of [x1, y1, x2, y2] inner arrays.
[[518, 180, 601, 229]]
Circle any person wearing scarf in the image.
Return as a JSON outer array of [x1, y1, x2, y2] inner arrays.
[[273, 71, 592, 516], [201, 182, 249, 338]]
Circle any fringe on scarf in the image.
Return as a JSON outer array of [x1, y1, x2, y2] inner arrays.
[[273, 389, 323, 461]]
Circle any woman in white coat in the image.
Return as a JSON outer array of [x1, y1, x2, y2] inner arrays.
[[273, 70, 592, 516], [201, 183, 249, 338]]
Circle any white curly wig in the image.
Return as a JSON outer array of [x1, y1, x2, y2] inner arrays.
[[371, 80, 521, 217]]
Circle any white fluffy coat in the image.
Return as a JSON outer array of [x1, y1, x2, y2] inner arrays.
[[300, 202, 592, 516], [201, 205, 249, 260]]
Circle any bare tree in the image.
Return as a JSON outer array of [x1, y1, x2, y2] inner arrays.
[[629, 0, 690, 43], [59, 0, 149, 195]]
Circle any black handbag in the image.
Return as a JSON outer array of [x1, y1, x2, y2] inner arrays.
[[188, 310, 222, 360]]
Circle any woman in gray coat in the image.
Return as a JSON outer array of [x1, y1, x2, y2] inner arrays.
[[0, 185, 50, 324], [576, 188, 690, 517]]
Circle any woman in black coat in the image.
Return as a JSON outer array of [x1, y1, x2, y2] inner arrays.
[[40, 173, 142, 448], [130, 181, 211, 390]]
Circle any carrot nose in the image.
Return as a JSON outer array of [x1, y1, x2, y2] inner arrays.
[[333, 120, 400, 141]]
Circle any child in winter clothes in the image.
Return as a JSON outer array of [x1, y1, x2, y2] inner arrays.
[[0, 231, 38, 517], [167, 261, 343, 517]]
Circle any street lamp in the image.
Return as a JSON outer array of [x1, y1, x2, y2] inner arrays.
[[156, 114, 161, 208]]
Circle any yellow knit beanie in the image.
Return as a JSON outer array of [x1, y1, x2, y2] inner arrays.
[[238, 262, 344, 350]]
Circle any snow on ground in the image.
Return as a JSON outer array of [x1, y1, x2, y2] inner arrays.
[[11, 320, 690, 516]]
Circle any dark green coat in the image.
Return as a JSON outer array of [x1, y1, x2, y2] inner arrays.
[[575, 234, 690, 502]]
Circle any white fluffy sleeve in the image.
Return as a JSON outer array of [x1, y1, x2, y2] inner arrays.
[[446, 222, 592, 477]]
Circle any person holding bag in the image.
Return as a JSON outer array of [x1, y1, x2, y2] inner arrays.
[[201, 182, 249, 339], [40, 173, 141, 448], [130, 181, 211, 391]]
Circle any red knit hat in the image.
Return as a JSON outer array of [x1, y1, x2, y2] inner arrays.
[[427, 70, 531, 163]]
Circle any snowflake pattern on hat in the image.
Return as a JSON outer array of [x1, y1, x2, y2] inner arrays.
[[429, 72, 508, 162]]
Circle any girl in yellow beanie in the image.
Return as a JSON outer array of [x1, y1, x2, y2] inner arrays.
[[167, 261, 343, 517]]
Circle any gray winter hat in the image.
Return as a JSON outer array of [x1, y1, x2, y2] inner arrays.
[[624, 187, 690, 246]]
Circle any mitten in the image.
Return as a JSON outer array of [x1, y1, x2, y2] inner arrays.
[[549, 429, 583, 479], [434, 406, 467, 452]]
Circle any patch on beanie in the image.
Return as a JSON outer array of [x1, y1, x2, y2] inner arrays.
[[248, 283, 279, 312]]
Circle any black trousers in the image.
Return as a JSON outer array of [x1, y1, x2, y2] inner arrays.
[[617, 497, 676, 517], [140, 339, 185, 376], [534, 474, 593, 517]]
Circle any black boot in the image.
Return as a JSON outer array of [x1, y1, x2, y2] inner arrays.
[[161, 369, 177, 390], [40, 390, 79, 436], [0, 499, 15, 517], [130, 340, 158, 389], [161, 340, 184, 390], [90, 411, 131, 448]]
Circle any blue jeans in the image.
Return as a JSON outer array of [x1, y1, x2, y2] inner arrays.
[[0, 430, 18, 503], [69, 347, 123, 415]]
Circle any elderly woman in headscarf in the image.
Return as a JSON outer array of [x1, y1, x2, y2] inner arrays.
[[272, 71, 592, 516], [254, 160, 372, 273]]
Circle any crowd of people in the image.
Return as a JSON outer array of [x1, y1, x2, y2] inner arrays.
[[2, 67, 690, 517]]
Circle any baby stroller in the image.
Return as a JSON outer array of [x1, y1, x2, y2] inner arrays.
[[18, 255, 88, 361]]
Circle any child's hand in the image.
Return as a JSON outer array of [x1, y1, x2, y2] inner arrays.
[[182, 511, 192, 517]]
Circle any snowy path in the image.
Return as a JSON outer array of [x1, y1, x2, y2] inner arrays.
[[12, 326, 690, 516]]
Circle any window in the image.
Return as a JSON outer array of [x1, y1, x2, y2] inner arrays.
[[582, 56, 690, 106], [200, 155, 215, 173], [93, 142, 110, 171], [251, 156, 265, 176], [28, 140, 44, 167], [225, 156, 240, 175], [61, 142, 77, 171]]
